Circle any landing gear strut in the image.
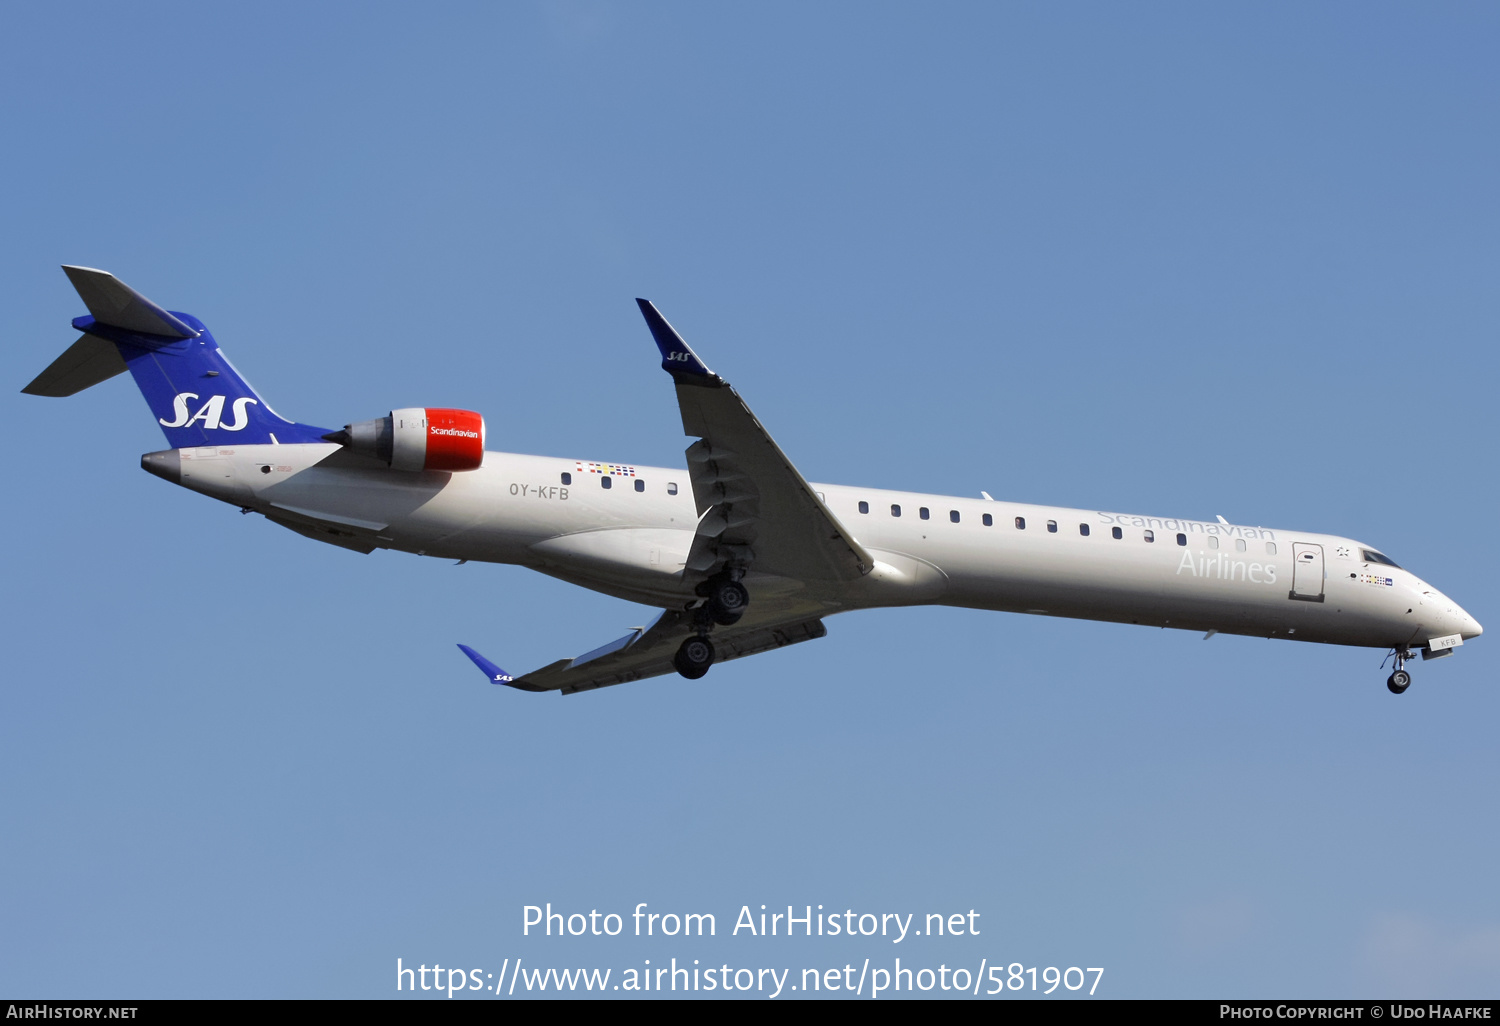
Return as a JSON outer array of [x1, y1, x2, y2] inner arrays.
[[674, 571, 746, 679], [673, 635, 715, 680], [1386, 649, 1413, 695]]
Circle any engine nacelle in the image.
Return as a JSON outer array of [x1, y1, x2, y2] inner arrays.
[[326, 408, 485, 472]]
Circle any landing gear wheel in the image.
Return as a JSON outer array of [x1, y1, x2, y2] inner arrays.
[[1387, 670, 1411, 695], [706, 579, 749, 626], [673, 636, 716, 680]]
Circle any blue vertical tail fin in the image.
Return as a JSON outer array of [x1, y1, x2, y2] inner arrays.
[[23, 266, 330, 447]]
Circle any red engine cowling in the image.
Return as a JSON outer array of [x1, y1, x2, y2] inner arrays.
[[329, 407, 486, 472]]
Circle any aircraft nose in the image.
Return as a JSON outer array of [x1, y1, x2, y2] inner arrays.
[[1460, 609, 1483, 640]]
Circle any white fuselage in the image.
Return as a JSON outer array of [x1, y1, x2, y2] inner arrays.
[[150, 443, 1482, 652]]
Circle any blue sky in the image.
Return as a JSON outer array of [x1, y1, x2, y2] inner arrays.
[[3, 1, 1497, 999]]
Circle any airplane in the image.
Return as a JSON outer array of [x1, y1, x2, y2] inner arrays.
[[23, 266, 1482, 696]]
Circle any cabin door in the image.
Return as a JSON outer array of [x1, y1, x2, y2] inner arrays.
[[1289, 543, 1325, 602]]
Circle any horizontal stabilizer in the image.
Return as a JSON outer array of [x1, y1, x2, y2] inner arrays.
[[21, 333, 128, 396], [27, 265, 334, 447], [62, 265, 197, 339]]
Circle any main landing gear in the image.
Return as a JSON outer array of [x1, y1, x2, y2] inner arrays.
[[1385, 648, 1414, 694], [673, 572, 749, 680], [701, 572, 749, 626], [673, 635, 715, 680]]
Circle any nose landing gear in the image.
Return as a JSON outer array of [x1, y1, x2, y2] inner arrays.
[[1384, 648, 1414, 694]]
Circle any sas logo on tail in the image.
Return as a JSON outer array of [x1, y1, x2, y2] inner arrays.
[[159, 393, 258, 431]]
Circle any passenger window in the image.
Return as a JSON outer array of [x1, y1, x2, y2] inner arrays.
[[1111, 526, 1123, 540], [891, 504, 901, 517], [920, 508, 930, 520], [1079, 523, 1089, 536], [1208, 536, 1219, 549], [1047, 520, 1058, 533], [1266, 542, 1278, 555], [601, 476, 612, 489], [667, 482, 678, 495], [1235, 539, 1246, 552], [634, 479, 645, 492], [1176, 533, 1187, 546], [1015, 517, 1026, 530], [1143, 530, 1154, 542], [858, 500, 869, 514], [982, 513, 993, 527], [950, 510, 960, 523], [561, 472, 572, 485]]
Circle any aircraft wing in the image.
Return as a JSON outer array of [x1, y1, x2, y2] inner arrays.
[[460, 604, 828, 695], [459, 301, 856, 696], [636, 299, 872, 583]]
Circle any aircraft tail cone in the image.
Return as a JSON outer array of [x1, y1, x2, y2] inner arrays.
[[140, 449, 181, 484]]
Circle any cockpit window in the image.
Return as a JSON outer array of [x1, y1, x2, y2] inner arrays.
[[1362, 549, 1401, 569]]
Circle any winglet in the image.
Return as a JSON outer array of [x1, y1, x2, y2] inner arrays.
[[457, 644, 546, 692], [62, 265, 198, 339], [635, 299, 719, 383]]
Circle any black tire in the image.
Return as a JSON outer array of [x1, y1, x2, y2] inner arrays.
[[673, 636, 715, 680], [1387, 670, 1411, 695], [707, 579, 749, 626]]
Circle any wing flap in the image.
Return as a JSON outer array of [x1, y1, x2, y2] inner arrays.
[[635, 299, 871, 583], [674, 381, 871, 582], [497, 606, 829, 695]]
